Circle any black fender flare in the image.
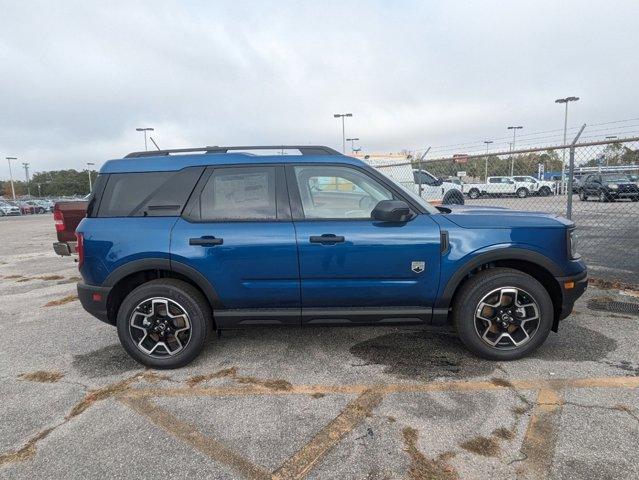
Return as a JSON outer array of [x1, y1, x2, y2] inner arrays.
[[435, 247, 563, 311], [103, 257, 221, 308]]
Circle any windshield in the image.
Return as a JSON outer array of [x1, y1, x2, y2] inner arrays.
[[603, 175, 630, 182]]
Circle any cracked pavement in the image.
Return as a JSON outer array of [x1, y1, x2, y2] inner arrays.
[[1, 214, 638, 479]]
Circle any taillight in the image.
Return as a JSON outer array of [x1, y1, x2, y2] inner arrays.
[[54, 210, 65, 232], [76, 233, 84, 268]]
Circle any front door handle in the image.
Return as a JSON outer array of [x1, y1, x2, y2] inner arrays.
[[189, 236, 223, 246], [309, 234, 345, 244]]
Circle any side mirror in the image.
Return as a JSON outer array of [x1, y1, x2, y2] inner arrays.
[[371, 200, 412, 222]]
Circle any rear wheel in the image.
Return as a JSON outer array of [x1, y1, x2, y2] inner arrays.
[[579, 191, 587, 201], [516, 187, 529, 198], [632, 196, 639, 202], [443, 190, 465, 205], [116, 279, 211, 369], [452, 268, 553, 360]]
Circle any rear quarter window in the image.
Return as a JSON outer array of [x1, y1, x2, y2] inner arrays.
[[97, 167, 204, 217]]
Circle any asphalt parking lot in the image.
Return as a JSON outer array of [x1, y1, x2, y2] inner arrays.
[[466, 194, 639, 286], [1, 214, 638, 480]]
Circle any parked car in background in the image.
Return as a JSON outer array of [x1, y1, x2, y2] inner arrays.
[[579, 174, 639, 202], [24, 200, 47, 214], [0, 201, 21, 216], [53, 199, 88, 255], [13, 201, 36, 215], [75, 144, 586, 368], [512, 176, 555, 196], [466, 176, 518, 199], [365, 159, 464, 205]]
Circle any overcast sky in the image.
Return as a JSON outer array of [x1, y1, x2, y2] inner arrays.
[[1, 0, 638, 178]]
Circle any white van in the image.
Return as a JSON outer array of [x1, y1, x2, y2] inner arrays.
[[364, 158, 464, 205]]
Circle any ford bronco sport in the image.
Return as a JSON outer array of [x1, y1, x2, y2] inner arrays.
[[76, 145, 587, 368]]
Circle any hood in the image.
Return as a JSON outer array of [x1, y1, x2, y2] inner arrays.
[[439, 204, 573, 229]]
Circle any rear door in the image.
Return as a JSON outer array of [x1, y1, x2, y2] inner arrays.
[[287, 163, 441, 326], [170, 165, 301, 327]]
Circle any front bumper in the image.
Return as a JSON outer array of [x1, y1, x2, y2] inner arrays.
[[77, 282, 112, 324], [555, 269, 588, 323]]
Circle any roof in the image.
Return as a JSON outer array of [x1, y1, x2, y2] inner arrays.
[[99, 145, 370, 174]]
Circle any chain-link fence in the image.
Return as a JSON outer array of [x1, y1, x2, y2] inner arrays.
[[365, 137, 639, 286]]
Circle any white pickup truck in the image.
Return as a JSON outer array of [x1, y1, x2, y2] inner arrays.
[[512, 176, 556, 196], [365, 159, 465, 205], [466, 176, 522, 199]]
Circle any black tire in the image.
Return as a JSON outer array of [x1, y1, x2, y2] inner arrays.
[[539, 186, 551, 197], [579, 191, 587, 201], [116, 279, 212, 369], [452, 268, 553, 361], [443, 190, 465, 205], [632, 196, 639, 202], [468, 188, 480, 199], [516, 187, 528, 198], [599, 191, 609, 202]]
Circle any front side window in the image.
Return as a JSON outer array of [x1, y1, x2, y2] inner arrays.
[[199, 166, 277, 221], [294, 165, 393, 219]]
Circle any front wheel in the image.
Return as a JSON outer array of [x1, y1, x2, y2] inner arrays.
[[116, 279, 212, 369], [452, 268, 553, 360], [599, 191, 610, 202], [539, 186, 551, 197]]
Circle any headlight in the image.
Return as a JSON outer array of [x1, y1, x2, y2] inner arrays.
[[568, 229, 579, 259], [609, 184, 618, 189]]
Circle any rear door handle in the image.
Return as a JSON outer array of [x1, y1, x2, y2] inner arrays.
[[189, 236, 223, 246], [309, 234, 345, 244]]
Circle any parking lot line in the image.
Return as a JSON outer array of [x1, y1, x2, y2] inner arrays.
[[111, 374, 638, 479]]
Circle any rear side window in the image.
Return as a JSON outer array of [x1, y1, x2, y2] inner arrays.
[[97, 167, 203, 217], [198, 166, 277, 221]]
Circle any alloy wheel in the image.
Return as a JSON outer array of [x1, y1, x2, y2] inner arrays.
[[129, 297, 192, 358], [474, 287, 541, 350]]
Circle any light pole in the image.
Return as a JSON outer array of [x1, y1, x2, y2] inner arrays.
[[333, 113, 352, 153], [507, 126, 523, 176], [87, 162, 95, 192], [484, 140, 493, 181], [6, 157, 17, 199], [136, 127, 154, 151], [22, 163, 31, 197], [555, 96, 579, 193], [346, 137, 360, 153]]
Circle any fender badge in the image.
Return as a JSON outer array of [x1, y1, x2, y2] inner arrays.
[[411, 261, 425, 273]]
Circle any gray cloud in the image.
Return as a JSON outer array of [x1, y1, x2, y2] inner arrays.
[[1, 0, 638, 178]]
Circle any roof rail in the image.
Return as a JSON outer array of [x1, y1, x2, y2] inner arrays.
[[124, 145, 342, 158]]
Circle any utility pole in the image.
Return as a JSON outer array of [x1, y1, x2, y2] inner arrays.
[[507, 126, 523, 176], [87, 162, 95, 192], [136, 127, 154, 151], [6, 157, 17, 199], [484, 140, 493, 181], [22, 163, 30, 197], [346, 137, 360, 153], [555, 96, 579, 194], [333, 113, 353, 153]]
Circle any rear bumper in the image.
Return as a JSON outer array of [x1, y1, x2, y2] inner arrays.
[[77, 282, 112, 324], [53, 241, 77, 256], [555, 269, 588, 321]]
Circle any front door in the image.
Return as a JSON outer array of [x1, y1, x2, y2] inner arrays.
[[170, 165, 300, 327], [287, 164, 441, 325]]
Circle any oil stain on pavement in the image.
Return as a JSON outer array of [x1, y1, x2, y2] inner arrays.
[[349, 331, 494, 380]]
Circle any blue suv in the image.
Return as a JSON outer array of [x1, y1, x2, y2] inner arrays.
[[76, 145, 587, 368]]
